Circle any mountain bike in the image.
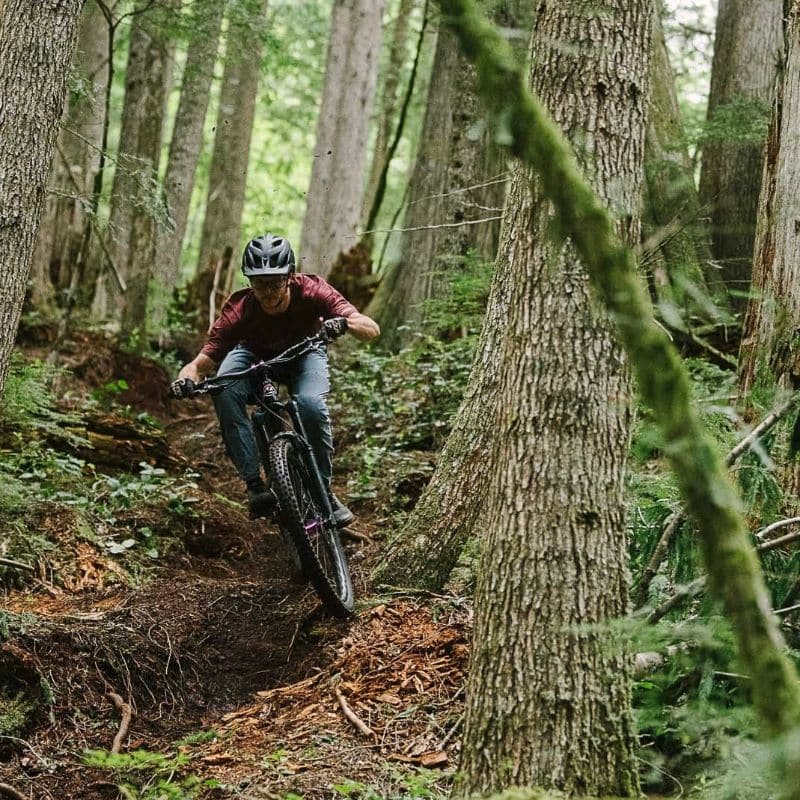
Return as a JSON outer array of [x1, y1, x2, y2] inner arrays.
[[171, 330, 354, 617]]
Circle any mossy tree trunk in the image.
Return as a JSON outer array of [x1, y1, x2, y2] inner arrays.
[[153, 0, 225, 330], [0, 0, 84, 398], [117, 2, 178, 345], [698, 0, 783, 308], [362, 0, 417, 223], [451, 1, 649, 794], [99, 1, 178, 321], [195, 0, 268, 291], [300, 0, 385, 277], [738, 2, 800, 503], [440, 0, 800, 745], [365, 14, 509, 351], [644, 2, 711, 312]]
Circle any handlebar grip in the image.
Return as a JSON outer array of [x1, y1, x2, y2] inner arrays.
[[171, 378, 195, 399]]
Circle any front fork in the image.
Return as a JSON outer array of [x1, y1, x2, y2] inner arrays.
[[252, 402, 335, 527]]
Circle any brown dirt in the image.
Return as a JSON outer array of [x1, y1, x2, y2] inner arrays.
[[0, 339, 469, 800]]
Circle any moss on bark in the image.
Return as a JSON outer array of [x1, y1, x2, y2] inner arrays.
[[439, 0, 800, 738]]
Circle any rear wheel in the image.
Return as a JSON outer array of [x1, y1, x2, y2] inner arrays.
[[269, 436, 354, 616]]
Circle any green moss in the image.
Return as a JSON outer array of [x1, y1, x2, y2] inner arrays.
[[441, 0, 800, 740], [0, 691, 37, 737]]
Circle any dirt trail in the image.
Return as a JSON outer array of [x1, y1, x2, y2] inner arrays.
[[0, 348, 468, 799]]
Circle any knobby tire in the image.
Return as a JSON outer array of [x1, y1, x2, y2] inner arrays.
[[269, 436, 354, 617]]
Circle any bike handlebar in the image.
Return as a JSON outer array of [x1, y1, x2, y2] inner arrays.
[[171, 329, 337, 400]]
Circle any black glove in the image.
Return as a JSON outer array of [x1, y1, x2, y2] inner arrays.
[[322, 317, 349, 341], [170, 378, 195, 399]]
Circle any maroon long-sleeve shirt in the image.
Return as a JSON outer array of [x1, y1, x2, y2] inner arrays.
[[200, 273, 358, 364]]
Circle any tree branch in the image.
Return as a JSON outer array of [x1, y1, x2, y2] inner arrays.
[[633, 389, 800, 608]]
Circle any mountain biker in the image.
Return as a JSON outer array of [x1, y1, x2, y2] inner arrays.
[[176, 233, 380, 525]]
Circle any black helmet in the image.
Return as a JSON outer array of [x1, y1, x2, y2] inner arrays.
[[241, 233, 296, 277]]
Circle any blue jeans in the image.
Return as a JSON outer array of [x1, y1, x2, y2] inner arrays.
[[211, 345, 335, 488]]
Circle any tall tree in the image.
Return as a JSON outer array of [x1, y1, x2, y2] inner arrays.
[[195, 0, 269, 305], [698, 0, 783, 307], [361, 0, 417, 223], [443, 0, 800, 765], [365, 13, 509, 350], [30, 0, 108, 312], [739, 4, 800, 401], [0, 0, 84, 397], [154, 0, 225, 327], [299, 0, 385, 277], [644, 2, 711, 313], [98, 1, 178, 320], [452, 0, 650, 793]]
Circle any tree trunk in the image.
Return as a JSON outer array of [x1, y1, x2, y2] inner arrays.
[[299, 0, 385, 277], [29, 0, 108, 312], [644, 2, 711, 313], [117, 2, 178, 344], [154, 0, 225, 329], [98, 1, 177, 321], [698, 0, 783, 307], [443, 0, 800, 750], [739, 5, 800, 400], [195, 0, 269, 290], [0, 0, 83, 398], [362, 0, 417, 223], [365, 18, 507, 351], [453, 1, 649, 794]]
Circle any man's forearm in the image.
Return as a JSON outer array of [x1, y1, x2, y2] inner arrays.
[[346, 313, 380, 341], [178, 353, 217, 381]]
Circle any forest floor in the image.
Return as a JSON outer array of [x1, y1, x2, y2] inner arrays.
[[0, 333, 469, 800]]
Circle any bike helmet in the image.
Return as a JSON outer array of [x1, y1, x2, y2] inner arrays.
[[241, 233, 296, 277]]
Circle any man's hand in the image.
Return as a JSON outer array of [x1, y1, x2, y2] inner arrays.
[[323, 316, 349, 341], [178, 363, 202, 383], [170, 378, 195, 399]]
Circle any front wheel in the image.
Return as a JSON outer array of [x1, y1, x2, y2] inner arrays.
[[269, 436, 354, 616]]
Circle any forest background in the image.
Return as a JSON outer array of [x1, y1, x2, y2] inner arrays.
[[3, 0, 800, 799]]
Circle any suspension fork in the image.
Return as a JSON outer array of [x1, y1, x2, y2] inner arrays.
[[285, 399, 335, 524]]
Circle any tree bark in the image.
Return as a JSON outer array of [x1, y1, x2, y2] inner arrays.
[[644, 2, 711, 312], [97, 2, 177, 320], [739, 6, 800, 410], [451, 1, 649, 794], [0, 0, 83, 398], [365, 16, 508, 351], [362, 0, 417, 223], [117, 1, 179, 344], [299, 0, 385, 277], [698, 0, 783, 307], [154, 0, 224, 329], [30, 0, 108, 312], [441, 0, 800, 745], [195, 0, 269, 291]]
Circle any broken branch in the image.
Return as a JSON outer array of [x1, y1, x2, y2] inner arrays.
[[106, 691, 133, 754], [334, 686, 374, 739]]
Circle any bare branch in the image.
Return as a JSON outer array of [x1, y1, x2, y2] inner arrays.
[[106, 692, 133, 754], [358, 215, 503, 237]]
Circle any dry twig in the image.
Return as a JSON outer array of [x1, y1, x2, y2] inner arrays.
[[106, 691, 133, 753], [334, 686, 375, 739], [0, 783, 27, 800]]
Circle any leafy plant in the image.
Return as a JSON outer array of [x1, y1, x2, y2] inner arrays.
[[83, 748, 217, 800]]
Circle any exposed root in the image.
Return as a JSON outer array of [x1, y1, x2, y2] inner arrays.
[[106, 692, 133, 754]]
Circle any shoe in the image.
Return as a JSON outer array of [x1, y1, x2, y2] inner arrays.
[[247, 481, 276, 519], [330, 493, 354, 527]]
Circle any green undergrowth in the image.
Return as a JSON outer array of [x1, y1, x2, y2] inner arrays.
[[84, 748, 218, 800], [0, 355, 202, 590], [331, 254, 490, 527]]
